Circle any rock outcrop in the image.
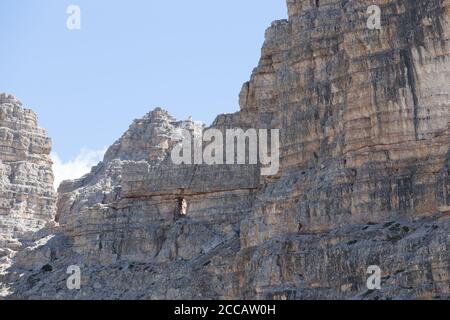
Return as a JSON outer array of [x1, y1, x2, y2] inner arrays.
[[0, 93, 56, 295], [1, 0, 450, 299]]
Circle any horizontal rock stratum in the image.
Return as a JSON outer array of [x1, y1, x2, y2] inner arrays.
[[1, 0, 450, 299]]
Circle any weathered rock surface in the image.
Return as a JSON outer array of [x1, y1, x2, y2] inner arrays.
[[0, 93, 56, 296], [1, 0, 450, 299]]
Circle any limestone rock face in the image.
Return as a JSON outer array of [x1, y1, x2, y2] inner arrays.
[[0, 94, 55, 245], [0, 93, 56, 295], [2, 0, 450, 299]]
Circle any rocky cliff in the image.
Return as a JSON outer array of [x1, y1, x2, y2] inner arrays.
[[1, 0, 450, 299], [0, 94, 56, 296]]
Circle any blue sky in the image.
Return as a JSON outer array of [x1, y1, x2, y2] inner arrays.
[[0, 1, 286, 159], [0, 1, 286, 185]]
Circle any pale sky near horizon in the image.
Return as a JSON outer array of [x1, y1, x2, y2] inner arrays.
[[0, 0, 287, 185]]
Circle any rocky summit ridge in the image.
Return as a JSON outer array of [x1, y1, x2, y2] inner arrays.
[[1, 0, 450, 299]]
